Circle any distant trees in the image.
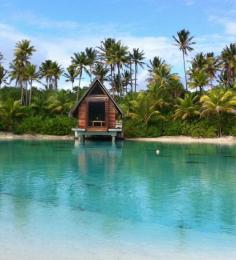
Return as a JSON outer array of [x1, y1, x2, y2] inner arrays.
[[0, 34, 236, 137], [173, 29, 195, 90]]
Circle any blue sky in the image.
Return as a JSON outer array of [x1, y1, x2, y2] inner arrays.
[[0, 0, 235, 89]]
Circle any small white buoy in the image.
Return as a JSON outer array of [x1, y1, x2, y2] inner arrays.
[[156, 149, 160, 155]]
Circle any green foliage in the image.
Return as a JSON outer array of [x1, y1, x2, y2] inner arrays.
[[1, 37, 236, 138], [15, 116, 76, 135]]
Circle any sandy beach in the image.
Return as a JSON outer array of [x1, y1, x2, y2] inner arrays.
[[0, 132, 74, 141], [1, 132, 236, 144], [127, 136, 236, 145]]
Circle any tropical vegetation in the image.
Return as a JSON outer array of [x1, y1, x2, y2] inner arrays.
[[0, 31, 236, 137]]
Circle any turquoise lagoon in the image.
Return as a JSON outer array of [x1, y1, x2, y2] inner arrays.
[[0, 140, 236, 259]]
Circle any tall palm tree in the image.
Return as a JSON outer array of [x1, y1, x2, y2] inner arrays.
[[25, 64, 39, 105], [85, 47, 97, 82], [173, 29, 195, 90], [39, 60, 63, 90], [205, 52, 220, 87], [122, 70, 131, 94], [148, 56, 166, 73], [128, 52, 134, 92], [71, 51, 89, 100], [112, 41, 128, 96], [39, 60, 53, 90], [51, 61, 63, 90], [92, 63, 109, 83], [200, 88, 236, 136], [221, 43, 236, 88], [11, 39, 36, 104], [98, 38, 116, 85], [130, 48, 145, 92], [64, 65, 79, 89], [0, 65, 7, 88]]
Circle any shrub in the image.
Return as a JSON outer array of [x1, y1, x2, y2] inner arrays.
[[15, 116, 76, 135], [41, 117, 76, 135]]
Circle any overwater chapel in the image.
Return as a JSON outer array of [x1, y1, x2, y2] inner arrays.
[[70, 79, 123, 142]]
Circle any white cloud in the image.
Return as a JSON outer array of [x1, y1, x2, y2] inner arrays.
[[209, 13, 236, 36], [0, 19, 234, 90]]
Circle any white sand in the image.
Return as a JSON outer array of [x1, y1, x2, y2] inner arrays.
[[0, 132, 73, 140], [127, 136, 236, 145], [1, 132, 236, 144]]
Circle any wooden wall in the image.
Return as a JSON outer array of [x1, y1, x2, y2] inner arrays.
[[78, 100, 87, 128], [108, 100, 116, 128], [77, 96, 118, 130]]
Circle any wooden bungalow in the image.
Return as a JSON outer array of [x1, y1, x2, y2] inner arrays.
[[70, 79, 123, 142]]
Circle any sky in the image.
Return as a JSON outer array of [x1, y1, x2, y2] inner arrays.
[[0, 0, 235, 89]]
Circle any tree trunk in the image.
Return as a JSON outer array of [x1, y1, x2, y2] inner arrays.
[[25, 81, 28, 106], [77, 70, 82, 101], [29, 80, 33, 105], [130, 62, 133, 93], [55, 77, 58, 90], [110, 64, 114, 97], [20, 79, 24, 105], [117, 64, 121, 97], [134, 62, 137, 92], [182, 51, 188, 91], [90, 66, 92, 83]]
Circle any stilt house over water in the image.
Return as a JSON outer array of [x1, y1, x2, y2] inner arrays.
[[70, 79, 123, 142]]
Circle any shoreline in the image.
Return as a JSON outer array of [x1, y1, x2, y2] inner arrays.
[[0, 132, 74, 141], [127, 136, 236, 145], [1, 132, 236, 144]]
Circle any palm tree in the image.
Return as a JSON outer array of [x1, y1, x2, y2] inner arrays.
[[71, 51, 89, 100], [39, 60, 53, 89], [111, 41, 128, 96], [205, 52, 220, 87], [39, 60, 63, 90], [0, 99, 25, 130], [129, 92, 164, 129], [47, 90, 74, 115], [51, 61, 63, 90], [221, 43, 236, 88], [0, 65, 7, 88], [64, 65, 79, 89], [149, 63, 179, 91], [128, 52, 134, 92], [11, 39, 36, 104], [25, 64, 39, 105], [121, 70, 131, 94], [92, 63, 109, 83], [98, 38, 116, 85], [173, 94, 200, 120], [200, 88, 236, 136], [189, 70, 209, 92], [130, 48, 145, 92], [85, 47, 97, 82], [148, 56, 166, 73], [30, 94, 49, 116], [173, 29, 195, 90]]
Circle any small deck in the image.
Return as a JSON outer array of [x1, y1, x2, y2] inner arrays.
[[72, 128, 122, 143]]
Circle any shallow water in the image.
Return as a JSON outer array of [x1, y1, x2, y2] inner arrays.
[[0, 140, 236, 259]]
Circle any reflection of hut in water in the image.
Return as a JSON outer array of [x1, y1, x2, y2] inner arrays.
[[73, 143, 123, 176], [70, 79, 123, 143]]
